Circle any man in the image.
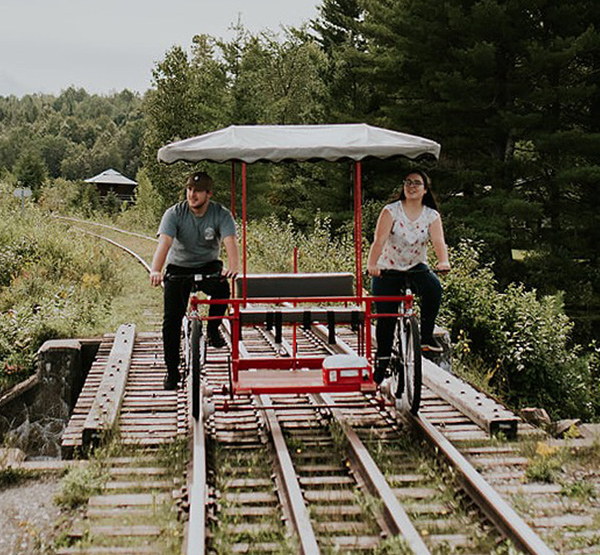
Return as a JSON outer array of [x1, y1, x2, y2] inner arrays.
[[150, 171, 240, 390]]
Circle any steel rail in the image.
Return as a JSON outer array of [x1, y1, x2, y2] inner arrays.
[[63, 228, 552, 553], [312, 321, 553, 553], [55, 215, 158, 243], [69, 225, 152, 272], [256, 394, 321, 554], [317, 392, 431, 554], [413, 413, 554, 555], [187, 378, 207, 555]]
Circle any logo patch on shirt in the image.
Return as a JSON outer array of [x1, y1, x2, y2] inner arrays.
[[204, 227, 215, 241]]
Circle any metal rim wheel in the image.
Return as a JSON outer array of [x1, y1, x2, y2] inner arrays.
[[389, 319, 404, 400], [403, 315, 422, 414], [190, 319, 205, 419]]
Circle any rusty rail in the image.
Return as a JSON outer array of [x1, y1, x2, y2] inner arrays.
[[413, 413, 554, 555], [317, 392, 431, 554], [257, 394, 321, 554]]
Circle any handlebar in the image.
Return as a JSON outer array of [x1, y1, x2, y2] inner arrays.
[[377, 267, 450, 277], [164, 271, 226, 283]]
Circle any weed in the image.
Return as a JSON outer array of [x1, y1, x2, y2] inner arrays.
[[524, 442, 565, 483], [561, 479, 597, 501], [373, 536, 413, 554], [54, 462, 106, 509], [0, 466, 38, 487]]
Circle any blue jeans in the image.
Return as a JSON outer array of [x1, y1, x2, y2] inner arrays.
[[372, 264, 442, 363]]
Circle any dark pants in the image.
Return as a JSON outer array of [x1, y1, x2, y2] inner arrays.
[[162, 261, 230, 375], [372, 264, 442, 364]]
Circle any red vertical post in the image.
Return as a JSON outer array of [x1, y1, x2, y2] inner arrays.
[[354, 161, 363, 299], [242, 162, 247, 301], [365, 300, 372, 361], [292, 246, 298, 362]]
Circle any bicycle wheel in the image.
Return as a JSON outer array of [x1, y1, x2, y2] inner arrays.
[[388, 319, 404, 400], [183, 317, 192, 376], [190, 319, 205, 420], [403, 315, 422, 414]]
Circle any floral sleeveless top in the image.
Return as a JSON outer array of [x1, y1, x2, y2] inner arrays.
[[377, 201, 440, 271]]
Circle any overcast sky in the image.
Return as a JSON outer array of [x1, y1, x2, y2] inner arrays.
[[0, 0, 321, 97]]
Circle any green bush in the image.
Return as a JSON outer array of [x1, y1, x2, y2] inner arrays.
[[55, 462, 106, 509], [441, 240, 595, 420], [0, 202, 122, 392], [245, 213, 357, 274]]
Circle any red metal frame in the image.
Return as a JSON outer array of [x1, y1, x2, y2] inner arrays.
[[188, 159, 415, 396], [192, 290, 413, 395]]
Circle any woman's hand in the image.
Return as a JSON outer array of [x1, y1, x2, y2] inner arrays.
[[367, 264, 381, 277]]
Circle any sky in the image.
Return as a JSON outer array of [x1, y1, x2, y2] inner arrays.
[[0, 0, 321, 97]]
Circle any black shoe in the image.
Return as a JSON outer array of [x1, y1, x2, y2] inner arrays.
[[208, 329, 226, 349], [163, 371, 180, 390], [373, 358, 387, 385]]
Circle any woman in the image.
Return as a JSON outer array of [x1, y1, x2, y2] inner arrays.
[[367, 169, 450, 384]]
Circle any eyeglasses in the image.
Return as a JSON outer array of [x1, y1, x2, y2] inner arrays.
[[403, 179, 424, 187]]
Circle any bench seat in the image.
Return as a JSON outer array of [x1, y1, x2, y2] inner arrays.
[[238, 306, 364, 325], [235, 272, 355, 299]]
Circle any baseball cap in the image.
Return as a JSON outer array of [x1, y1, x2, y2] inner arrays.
[[186, 171, 213, 191]]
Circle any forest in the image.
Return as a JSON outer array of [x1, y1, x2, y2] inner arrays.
[[0, 0, 598, 418]]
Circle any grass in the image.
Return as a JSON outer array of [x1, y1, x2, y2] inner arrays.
[[53, 217, 163, 333], [102, 252, 162, 333], [522, 441, 566, 483], [208, 443, 292, 554], [53, 432, 185, 554], [0, 466, 39, 488], [560, 479, 597, 501], [54, 462, 107, 509]]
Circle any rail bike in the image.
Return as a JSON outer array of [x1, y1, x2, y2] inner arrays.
[[157, 124, 441, 414]]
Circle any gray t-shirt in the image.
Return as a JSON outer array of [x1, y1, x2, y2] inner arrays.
[[158, 201, 237, 267]]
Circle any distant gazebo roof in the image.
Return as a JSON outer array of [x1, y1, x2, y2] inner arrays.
[[84, 169, 137, 203], [85, 169, 137, 186]]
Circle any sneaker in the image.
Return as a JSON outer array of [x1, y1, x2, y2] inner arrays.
[[163, 371, 180, 390], [421, 340, 443, 353], [208, 329, 226, 349]]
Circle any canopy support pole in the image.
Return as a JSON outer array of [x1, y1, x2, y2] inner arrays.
[[354, 161, 363, 298], [242, 162, 247, 300], [230, 161, 236, 218]]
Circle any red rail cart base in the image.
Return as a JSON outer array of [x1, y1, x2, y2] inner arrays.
[[233, 354, 375, 395]]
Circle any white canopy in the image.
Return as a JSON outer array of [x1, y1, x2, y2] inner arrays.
[[157, 124, 441, 164]]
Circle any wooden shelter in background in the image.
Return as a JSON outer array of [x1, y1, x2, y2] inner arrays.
[[84, 169, 137, 202]]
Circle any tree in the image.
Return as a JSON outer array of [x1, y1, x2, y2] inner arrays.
[[13, 150, 47, 195], [143, 37, 230, 207], [360, 0, 598, 268], [311, 0, 378, 122]]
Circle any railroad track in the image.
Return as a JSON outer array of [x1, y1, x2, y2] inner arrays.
[[57, 216, 600, 554]]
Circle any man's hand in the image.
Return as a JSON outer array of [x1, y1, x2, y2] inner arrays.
[[222, 268, 238, 279], [150, 270, 163, 286]]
